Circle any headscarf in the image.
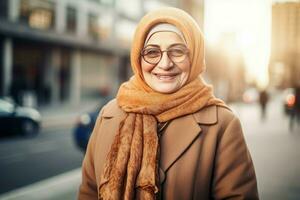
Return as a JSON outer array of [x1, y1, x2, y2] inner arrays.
[[143, 23, 187, 45], [99, 7, 226, 200]]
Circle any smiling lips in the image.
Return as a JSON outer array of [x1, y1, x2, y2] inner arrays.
[[153, 72, 180, 81]]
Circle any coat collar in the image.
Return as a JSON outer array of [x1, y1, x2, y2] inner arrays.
[[102, 100, 218, 181], [193, 105, 217, 125], [102, 99, 126, 119]]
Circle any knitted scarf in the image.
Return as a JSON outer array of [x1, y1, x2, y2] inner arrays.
[[99, 7, 226, 200]]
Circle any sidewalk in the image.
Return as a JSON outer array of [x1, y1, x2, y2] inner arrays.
[[0, 168, 81, 200], [39, 98, 103, 129]]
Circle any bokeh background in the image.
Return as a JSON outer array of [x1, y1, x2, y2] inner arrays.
[[0, 0, 299, 199]]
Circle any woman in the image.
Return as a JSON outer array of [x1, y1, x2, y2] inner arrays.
[[79, 7, 258, 200]]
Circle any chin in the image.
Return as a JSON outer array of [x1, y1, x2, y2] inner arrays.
[[153, 84, 180, 94]]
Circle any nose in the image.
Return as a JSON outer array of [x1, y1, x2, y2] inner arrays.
[[157, 51, 174, 70]]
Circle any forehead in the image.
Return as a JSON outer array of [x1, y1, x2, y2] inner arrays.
[[145, 31, 185, 47]]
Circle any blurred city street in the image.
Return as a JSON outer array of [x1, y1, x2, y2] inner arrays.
[[0, 0, 300, 199], [0, 126, 83, 194], [0, 93, 299, 200], [231, 92, 300, 200], [0, 99, 100, 199]]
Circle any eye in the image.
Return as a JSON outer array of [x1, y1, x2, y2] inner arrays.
[[168, 48, 186, 57], [143, 48, 161, 58]]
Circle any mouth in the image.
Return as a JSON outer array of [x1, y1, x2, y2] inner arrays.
[[153, 72, 179, 81]]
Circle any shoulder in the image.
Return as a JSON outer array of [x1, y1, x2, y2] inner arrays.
[[192, 105, 243, 136], [100, 98, 126, 118], [192, 105, 246, 151]]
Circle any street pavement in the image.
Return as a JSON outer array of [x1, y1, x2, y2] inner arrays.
[[0, 93, 299, 200], [230, 94, 300, 200], [0, 98, 101, 199], [0, 127, 84, 194]]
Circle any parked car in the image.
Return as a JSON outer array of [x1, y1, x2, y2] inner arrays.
[[73, 97, 112, 152], [0, 98, 41, 137]]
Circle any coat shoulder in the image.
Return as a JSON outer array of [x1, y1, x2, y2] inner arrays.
[[101, 98, 126, 118], [193, 105, 238, 126], [216, 105, 237, 124]]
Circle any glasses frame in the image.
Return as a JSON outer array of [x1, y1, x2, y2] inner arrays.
[[141, 45, 189, 65]]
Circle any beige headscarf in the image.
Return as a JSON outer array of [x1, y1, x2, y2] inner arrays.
[[99, 7, 226, 200], [143, 23, 187, 45]]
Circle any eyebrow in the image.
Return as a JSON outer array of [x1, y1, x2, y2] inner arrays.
[[144, 43, 187, 49]]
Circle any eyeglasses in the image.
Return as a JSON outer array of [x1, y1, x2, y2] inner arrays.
[[141, 45, 189, 65]]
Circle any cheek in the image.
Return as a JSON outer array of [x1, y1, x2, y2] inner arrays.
[[141, 60, 155, 73], [179, 59, 191, 75]]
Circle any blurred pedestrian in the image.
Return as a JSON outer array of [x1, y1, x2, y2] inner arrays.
[[289, 86, 300, 131], [259, 89, 269, 120], [78, 7, 258, 200]]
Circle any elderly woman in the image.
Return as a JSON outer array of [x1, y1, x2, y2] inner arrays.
[[78, 7, 258, 200]]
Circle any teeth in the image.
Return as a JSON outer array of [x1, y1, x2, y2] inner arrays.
[[156, 75, 175, 80]]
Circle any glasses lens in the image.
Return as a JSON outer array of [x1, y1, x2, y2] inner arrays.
[[142, 48, 161, 64], [168, 48, 187, 63]]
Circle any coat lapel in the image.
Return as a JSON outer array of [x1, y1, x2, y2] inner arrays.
[[159, 114, 201, 172], [159, 105, 218, 173]]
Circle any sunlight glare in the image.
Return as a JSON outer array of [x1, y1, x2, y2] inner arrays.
[[204, 0, 272, 88]]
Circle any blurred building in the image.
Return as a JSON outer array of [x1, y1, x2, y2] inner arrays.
[[205, 33, 247, 102], [0, 0, 138, 107], [0, 0, 204, 107], [269, 2, 300, 89], [179, 0, 204, 30]]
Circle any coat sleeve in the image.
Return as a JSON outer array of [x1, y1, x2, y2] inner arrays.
[[78, 107, 105, 200], [212, 115, 259, 200]]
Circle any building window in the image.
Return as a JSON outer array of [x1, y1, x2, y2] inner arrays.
[[88, 13, 100, 40], [66, 6, 77, 33], [89, 0, 114, 6], [100, 0, 114, 6], [19, 0, 55, 30], [0, 0, 8, 18]]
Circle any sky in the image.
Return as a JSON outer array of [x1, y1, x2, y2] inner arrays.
[[204, 0, 273, 88]]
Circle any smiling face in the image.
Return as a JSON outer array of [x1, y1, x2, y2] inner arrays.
[[141, 31, 191, 94]]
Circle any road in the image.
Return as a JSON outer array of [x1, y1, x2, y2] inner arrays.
[[0, 126, 84, 194]]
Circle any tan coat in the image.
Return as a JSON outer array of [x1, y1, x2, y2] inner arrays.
[[78, 99, 259, 200]]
